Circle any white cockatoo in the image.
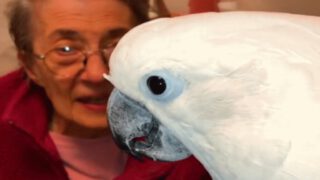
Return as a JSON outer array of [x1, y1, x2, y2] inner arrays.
[[104, 12, 320, 180]]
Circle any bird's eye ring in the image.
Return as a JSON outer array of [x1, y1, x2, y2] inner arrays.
[[140, 70, 185, 103]]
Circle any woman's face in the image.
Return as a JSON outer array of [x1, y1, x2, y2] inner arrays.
[[25, 0, 138, 137]]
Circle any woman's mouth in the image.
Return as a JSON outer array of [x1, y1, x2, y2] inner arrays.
[[77, 97, 108, 111]]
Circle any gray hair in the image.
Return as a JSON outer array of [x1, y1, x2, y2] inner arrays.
[[6, 0, 33, 54], [6, 0, 154, 56]]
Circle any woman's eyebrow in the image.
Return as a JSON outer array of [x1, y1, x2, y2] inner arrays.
[[48, 29, 86, 42], [100, 28, 129, 44]]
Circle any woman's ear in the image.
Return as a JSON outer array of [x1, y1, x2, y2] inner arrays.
[[18, 51, 44, 87]]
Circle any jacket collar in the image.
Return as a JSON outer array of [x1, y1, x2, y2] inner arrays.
[[1, 69, 53, 144]]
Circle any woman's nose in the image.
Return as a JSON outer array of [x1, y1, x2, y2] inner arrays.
[[80, 52, 110, 82]]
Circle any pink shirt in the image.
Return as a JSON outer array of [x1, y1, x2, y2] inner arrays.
[[50, 132, 127, 180]]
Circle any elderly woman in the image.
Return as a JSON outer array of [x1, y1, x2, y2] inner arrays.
[[0, 0, 210, 179]]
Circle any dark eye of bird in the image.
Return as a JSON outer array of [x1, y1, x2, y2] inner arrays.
[[147, 76, 166, 95]]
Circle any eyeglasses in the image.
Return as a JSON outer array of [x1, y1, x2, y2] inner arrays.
[[32, 44, 114, 78]]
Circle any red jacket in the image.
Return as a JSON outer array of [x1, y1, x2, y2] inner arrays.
[[0, 69, 211, 180]]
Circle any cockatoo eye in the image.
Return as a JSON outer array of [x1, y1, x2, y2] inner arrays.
[[147, 76, 166, 95], [140, 70, 185, 102]]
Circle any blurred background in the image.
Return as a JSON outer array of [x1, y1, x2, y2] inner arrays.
[[1, 0, 320, 75], [161, 0, 320, 15], [0, 0, 17, 76]]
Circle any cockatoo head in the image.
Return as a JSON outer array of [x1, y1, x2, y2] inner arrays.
[[104, 12, 320, 179]]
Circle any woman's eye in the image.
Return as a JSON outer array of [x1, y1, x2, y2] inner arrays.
[[105, 41, 118, 51], [101, 41, 119, 58], [103, 37, 120, 49], [54, 46, 78, 56]]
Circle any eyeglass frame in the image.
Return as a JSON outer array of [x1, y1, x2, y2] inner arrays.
[[31, 44, 114, 78]]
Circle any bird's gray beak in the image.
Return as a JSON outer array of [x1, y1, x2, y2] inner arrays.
[[107, 89, 191, 161]]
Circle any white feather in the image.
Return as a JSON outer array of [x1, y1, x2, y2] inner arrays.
[[108, 12, 320, 179]]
